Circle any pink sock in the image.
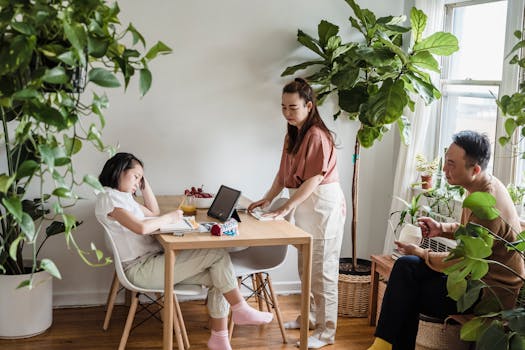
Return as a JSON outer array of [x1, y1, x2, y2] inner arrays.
[[207, 330, 231, 350], [231, 300, 273, 325]]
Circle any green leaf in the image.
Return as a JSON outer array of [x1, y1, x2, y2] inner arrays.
[[20, 212, 35, 241], [16, 160, 39, 179], [281, 60, 325, 77], [404, 72, 440, 104], [83, 174, 103, 192], [510, 334, 525, 350], [410, 51, 439, 72], [63, 214, 78, 233], [338, 85, 368, 114], [46, 221, 67, 237], [12, 88, 40, 100], [52, 187, 73, 198], [413, 32, 459, 56], [3, 196, 23, 221], [16, 279, 31, 289], [9, 235, 24, 261], [42, 66, 69, 84], [446, 272, 467, 300], [11, 22, 35, 36], [40, 258, 62, 279], [410, 7, 427, 44], [463, 192, 500, 220], [63, 135, 82, 155], [88, 68, 121, 88], [0, 174, 15, 192], [460, 317, 488, 341], [296, 30, 325, 58], [87, 35, 109, 58], [457, 280, 484, 312], [63, 21, 87, 52], [127, 23, 146, 47], [57, 51, 76, 66], [396, 116, 411, 145], [144, 41, 172, 60], [318, 20, 339, 48], [139, 68, 152, 96], [363, 79, 408, 126], [505, 118, 518, 136], [477, 321, 507, 350], [357, 126, 382, 148]]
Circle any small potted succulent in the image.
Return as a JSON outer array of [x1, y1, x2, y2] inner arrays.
[[415, 154, 440, 189]]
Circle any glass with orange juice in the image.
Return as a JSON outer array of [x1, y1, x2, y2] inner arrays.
[[181, 196, 197, 216]]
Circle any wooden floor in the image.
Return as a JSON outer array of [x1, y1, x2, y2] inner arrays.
[[0, 294, 375, 349]]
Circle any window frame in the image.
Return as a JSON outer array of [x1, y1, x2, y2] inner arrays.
[[436, 0, 525, 184]]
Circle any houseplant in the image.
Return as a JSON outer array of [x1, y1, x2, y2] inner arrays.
[[282, 0, 458, 272], [415, 153, 439, 189], [443, 192, 525, 349], [0, 0, 171, 338], [507, 183, 525, 216], [390, 193, 425, 245]]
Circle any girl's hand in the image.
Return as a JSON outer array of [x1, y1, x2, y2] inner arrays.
[[165, 210, 183, 223], [248, 199, 270, 212]]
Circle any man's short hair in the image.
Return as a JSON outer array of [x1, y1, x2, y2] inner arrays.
[[452, 130, 491, 170]]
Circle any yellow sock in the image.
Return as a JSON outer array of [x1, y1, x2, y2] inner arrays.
[[367, 337, 392, 350]]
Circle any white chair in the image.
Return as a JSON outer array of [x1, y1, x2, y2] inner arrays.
[[101, 226, 203, 350], [228, 244, 289, 343]]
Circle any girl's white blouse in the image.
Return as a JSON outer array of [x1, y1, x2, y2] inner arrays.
[[95, 187, 162, 263]]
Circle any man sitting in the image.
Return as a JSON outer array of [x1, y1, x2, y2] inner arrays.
[[368, 130, 525, 350]]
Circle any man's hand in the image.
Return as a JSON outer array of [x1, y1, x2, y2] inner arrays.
[[395, 241, 423, 257], [417, 217, 442, 238]]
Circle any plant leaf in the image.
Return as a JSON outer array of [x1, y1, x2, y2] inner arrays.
[[144, 41, 172, 60], [0, 174, 15, 192], [318, 20, 339, 48], [42, 66, 68, 84], [413, 32, 459, 56], [463, 192, 500, 220], [20, 212, 36, 241], [83, 174, 103, 192], [40, 258, 62, 279], [88, 68, 121, 88], [410, 7, 427, 44], [139, 68, 152, 96], [9, 235, 24, 261], [3, 196, 23, 221]]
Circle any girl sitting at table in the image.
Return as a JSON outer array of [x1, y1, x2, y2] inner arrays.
[[95, 152, 273, 350]]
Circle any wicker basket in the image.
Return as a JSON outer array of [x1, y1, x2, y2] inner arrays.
[[337, 273, 371, 317], [415, 316, 471, 350]]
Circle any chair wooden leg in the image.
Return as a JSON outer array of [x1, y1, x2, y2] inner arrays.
[[228, 277, 242, 341], [172, 294, 185, 350], [174, 294, 190, 349], [267, 275, 287, 343], [257, 273, 272, 312], [251, 274, 263, 311], [119, 292, 139, 350], [155, 293, 164, 322], [103, 272, 120, 330]]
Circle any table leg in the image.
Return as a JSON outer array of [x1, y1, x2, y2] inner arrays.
[[163, 249, 175, 350], [368, 260, 378, 326], [299, 240, 312, 350]]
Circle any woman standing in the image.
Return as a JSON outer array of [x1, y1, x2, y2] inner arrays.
[[248, 78, 346, 349]]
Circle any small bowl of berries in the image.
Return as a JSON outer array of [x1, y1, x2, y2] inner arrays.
[[184, 186, 215, 209]]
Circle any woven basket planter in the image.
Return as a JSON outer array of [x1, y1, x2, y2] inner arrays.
[[415, 315, 471, 350], [337, 258, 371, 318]]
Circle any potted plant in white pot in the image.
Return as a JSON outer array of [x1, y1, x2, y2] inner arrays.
[[506, 183, 525, 217], [0, 0, 171, 338]]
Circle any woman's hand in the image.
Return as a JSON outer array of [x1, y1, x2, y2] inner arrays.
[[394, 241, 422, 256], [248, 199, 270, 212], [417, 217, 442, 238]]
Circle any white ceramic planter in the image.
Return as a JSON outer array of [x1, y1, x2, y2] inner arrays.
[[0, 269, 52, 339], [398, 223, 423, 245]]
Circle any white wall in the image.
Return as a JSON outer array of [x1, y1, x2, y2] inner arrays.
[[37, 0, 405, 306]]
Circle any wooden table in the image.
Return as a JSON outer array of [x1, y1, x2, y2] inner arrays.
[[154, 196, 313, 350], [368, 255, 395, 326]]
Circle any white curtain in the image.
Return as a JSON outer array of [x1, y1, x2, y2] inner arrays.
[[383, 0, 445, 254]]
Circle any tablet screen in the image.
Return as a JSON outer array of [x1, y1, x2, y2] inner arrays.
[[207, 185, 241, 222]]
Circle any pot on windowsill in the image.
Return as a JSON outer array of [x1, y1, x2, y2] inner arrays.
[[421, 174, 433, 190], [0, 266, 53, 339]]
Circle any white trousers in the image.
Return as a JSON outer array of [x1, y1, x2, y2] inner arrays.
[[125, 248, 238, 318], [290, 182, 346, 343]]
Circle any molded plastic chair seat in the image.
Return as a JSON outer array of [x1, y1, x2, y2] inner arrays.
[[100, 225, 203, 350]]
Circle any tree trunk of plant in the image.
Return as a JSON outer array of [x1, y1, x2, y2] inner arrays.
[[351, 137, 361, 271]]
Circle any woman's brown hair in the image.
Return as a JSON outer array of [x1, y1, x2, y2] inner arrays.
[[283, 78, 335, 154]]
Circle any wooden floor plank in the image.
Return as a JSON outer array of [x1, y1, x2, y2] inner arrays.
[[0, 295, 375, 349]]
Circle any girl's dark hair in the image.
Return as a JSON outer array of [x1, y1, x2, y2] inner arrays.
[[99, 152, 145, 190], [452, 130, 491, 170], [283, 78, 335, 154]]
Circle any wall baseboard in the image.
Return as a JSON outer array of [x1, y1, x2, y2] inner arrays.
[[53, 280, 302, 308]]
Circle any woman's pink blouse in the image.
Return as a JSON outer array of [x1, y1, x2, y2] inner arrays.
[[277, 126, 339, 189]]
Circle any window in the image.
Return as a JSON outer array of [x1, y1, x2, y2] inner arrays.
[[438, 0, 509, 174]]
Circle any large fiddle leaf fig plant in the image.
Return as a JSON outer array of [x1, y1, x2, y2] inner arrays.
[[282, 0, 458, 270], [0, 0, 171, 286]]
